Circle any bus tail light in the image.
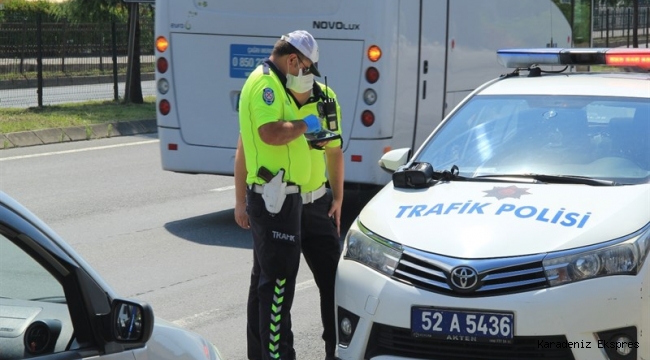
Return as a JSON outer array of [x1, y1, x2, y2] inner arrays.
[[361, 110, 375, 127], [367, 45, 381, 62], [351, 155, 362, 162], [159, 99, 171, 115], [363, 89, 377, 105], [156, 36, 169, 53], [365, 67, 379, 84], [157, 79, 170, 94], [155, 37, 170, 106], [168, 143, 178, 151], [157, 57, 168, 73]]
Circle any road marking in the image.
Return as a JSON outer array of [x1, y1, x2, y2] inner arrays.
[[210, 185, 235, 192], [171, 279, 316, 328], [172, 308, 223, 328], [296, 279, 316, 291], [0, 139, 159, 162]]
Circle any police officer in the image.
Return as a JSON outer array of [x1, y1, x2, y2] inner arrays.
[[235, 78, 344, 360], [237, 30, 324, 360]]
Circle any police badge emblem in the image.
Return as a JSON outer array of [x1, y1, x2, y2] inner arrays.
[[263, 88, 275, 105]]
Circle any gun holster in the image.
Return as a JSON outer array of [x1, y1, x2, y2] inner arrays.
[[261, 169, 287, 215]]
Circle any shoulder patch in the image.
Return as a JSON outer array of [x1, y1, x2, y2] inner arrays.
[[262, 87, 275, 105]]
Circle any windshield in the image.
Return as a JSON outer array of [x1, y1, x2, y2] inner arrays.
[[417, 95, 650, 184]]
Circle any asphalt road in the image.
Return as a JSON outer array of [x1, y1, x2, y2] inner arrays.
[[0, 134, 377, 359]]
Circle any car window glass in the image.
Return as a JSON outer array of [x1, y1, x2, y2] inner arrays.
[[0, 231, 73, 357], [419, 95, 650, 184], [0, 233, 65, 301]]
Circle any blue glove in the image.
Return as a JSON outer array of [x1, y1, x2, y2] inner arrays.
[[302, 114, 322, 134]]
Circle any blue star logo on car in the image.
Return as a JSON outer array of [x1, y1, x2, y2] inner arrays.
[[483, 185, 530, 200]]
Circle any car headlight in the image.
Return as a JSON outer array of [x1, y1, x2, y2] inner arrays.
[[343, 219, 402, 276], [543, 223, 650, 287]]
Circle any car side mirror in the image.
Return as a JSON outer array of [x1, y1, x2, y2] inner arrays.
[[378, 148, 412, 173], [111, 299, 154, 344]]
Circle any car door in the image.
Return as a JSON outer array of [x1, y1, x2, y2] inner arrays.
[[0, 203, 134, 360]]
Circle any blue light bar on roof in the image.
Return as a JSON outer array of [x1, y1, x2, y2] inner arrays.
[[497, 48, 565, 68], [497, 48, 650, 69]]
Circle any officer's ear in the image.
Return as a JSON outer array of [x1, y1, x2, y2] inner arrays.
[[285, 54, 296, 71], [290, 54, 300, 68]]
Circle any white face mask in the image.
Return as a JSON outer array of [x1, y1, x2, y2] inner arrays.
[[286, 68, 314, 94]]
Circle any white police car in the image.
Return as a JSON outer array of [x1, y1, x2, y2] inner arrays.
[[334, 48, 650, 360], [0, 191, 225, 360]]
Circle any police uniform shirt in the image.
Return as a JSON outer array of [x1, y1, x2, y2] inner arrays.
[[295, 83, 343, 193], [239, 60, 311, 186]]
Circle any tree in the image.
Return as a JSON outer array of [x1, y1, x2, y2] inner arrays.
[[123, 2, 143, 104], [58, 0, 144, 103]]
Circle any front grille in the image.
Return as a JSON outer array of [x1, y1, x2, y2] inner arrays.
[[365, 323, 576, 360], [392, 247, 548, 297]]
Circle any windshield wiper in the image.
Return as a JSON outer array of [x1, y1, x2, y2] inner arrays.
[[474, 174, 619, 186]]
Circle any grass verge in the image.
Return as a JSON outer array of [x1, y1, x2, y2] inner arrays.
[[0, 96, 156, 134]]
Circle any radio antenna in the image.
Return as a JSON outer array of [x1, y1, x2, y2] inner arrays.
[[324, 76, 329, 98]]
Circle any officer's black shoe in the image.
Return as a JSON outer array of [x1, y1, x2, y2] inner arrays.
[[324, 357, 341, 360]]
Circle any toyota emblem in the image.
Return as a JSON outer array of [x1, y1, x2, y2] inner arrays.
[[449, 266, 480, 292]]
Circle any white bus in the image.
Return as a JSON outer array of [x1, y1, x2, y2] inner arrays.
[[154, 0, 571, 188]]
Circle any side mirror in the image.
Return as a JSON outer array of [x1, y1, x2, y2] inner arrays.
[[378, 148, 411, 173], [111, 299, 154, 344]]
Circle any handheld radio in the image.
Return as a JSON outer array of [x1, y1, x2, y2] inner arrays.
[[322, 76, 338, 131]]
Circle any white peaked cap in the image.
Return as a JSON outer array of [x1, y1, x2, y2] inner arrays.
[[280, 30, 321, 76]]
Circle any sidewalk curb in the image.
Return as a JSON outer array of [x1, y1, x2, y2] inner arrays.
[[1, 119, 158, 150]]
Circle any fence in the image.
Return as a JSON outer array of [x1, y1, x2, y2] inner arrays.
[[592, 6, 650, 47], [0, 13, 154, 108]]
